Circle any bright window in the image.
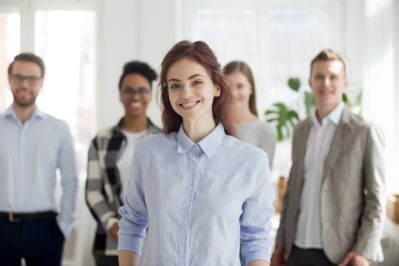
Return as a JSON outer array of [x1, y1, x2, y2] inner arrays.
[[193, 9, 258, 69], [34, 10, 96, 175], [189, 4, 331, 181], [0, 12, 20, 111]]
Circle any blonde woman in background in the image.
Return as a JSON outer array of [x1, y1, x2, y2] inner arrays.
[[224, 61, 277, 265], [223, 61, 276, 167]]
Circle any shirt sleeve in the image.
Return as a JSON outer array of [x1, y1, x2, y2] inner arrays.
[[240, 154, 275, 264], [118, 145, 148, 254], [57, 121, 78, 239]]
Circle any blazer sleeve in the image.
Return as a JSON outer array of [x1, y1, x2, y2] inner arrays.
[[275, 128, 297, 250], [352, 124, 386, 261]]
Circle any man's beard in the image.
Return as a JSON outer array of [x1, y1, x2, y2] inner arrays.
[[13, 91, 36, 108]]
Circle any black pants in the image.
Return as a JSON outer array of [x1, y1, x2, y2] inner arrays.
[[288, 245, 337, 266], [94, 254, 119, 266], [0, 219, 64, 266]]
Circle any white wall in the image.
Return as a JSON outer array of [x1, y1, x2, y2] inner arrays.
[[394, 0, 399, 191], [97, 0, 180, 130], [97, 0, 139, 130], [343, 0, 364, 84]]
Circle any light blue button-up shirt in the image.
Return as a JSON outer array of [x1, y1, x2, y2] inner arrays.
[[118, 123, 275, 265], [0, 106, 78, 238]]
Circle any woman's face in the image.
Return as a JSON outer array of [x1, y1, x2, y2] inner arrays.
[[119, 73, 152, 118], [225, 71, 252, 109], [166, 57, 220, 127]]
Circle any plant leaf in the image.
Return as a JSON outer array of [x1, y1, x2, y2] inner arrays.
[[288, 78, 301, 92]]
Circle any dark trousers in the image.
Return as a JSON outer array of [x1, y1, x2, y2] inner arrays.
[[94, 254, 119, 266], [0, 219, 64, 266], [288, 245, 337, 266]]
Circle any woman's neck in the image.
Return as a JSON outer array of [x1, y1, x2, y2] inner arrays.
[[183, 119, 216, 143]]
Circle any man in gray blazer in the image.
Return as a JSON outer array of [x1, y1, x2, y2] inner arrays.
[[271, 49, 385, 266]]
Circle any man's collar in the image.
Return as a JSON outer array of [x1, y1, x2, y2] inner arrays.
[[312, 102, 345, 126], [3, 105, 44, 122]]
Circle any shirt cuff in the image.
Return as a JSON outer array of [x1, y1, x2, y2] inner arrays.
[[246, 251, 269, 265], [118, 234, 142, 255]]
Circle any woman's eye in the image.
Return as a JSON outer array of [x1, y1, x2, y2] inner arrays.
[[169, 83, 182, 90], [193, 80, 203, 86]]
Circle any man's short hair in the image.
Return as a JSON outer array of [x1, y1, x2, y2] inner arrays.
[[310, 49, 346, 77], [8, 53, 46, 78]]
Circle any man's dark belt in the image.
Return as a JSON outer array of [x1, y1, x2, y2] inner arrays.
[[0, 211, 58, 222]]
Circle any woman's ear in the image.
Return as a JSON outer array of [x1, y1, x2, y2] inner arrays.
[[214, 85, 221, 97]]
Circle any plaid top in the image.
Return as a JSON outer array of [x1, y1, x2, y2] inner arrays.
[[85, 118, 160, 256]]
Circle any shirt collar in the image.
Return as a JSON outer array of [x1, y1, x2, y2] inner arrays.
[[2, 105, 44, 122], [311, 102, 345, 126], [177, 123, 225, 158]]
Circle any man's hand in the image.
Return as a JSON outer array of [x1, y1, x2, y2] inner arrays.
[[339, 252, 370, 266], [108, 221, 119, 240], [271, 247, 287, 266]]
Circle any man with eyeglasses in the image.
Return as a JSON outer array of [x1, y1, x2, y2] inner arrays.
[[0, 53, 78, 266]]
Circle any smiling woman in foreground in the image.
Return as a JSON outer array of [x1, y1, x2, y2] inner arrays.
[[117, 40, 275, 266]]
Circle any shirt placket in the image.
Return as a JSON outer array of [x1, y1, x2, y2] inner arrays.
[[17, 121, 28, 209], [178, 144, 200, 265]]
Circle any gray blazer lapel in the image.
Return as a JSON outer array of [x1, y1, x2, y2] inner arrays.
[[295, 118, 312, 177], [323, 107, 351, 181]]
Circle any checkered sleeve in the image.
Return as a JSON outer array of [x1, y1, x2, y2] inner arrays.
[[85, 136, 118, 231]]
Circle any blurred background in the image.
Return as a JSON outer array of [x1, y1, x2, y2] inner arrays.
[[0, 0, 398, 265]]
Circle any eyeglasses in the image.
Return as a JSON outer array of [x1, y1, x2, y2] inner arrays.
[[10, 74, 42, 86], [121, 87, 151, 96]]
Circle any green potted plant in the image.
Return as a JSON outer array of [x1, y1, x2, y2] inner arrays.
[[264, 77, 359, 142], [264, 78, 304, 141]]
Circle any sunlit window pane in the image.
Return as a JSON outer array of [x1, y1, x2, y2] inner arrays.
[[194, 9, 257, 67], [35, 10, 96, 176], [0, 12, 20, 111], [267, 10, 328, 106]]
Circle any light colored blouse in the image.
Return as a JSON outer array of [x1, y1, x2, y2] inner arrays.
[[118, 129, 148, 202], [118, 123, 275, 265], [235, 119, 277, 168]]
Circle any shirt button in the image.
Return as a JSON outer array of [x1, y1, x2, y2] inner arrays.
[[189, 186, 193, 191], [185, 208, 190, 212]]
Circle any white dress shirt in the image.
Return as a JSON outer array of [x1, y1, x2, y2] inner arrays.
[[295, 103, 344, 248]]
